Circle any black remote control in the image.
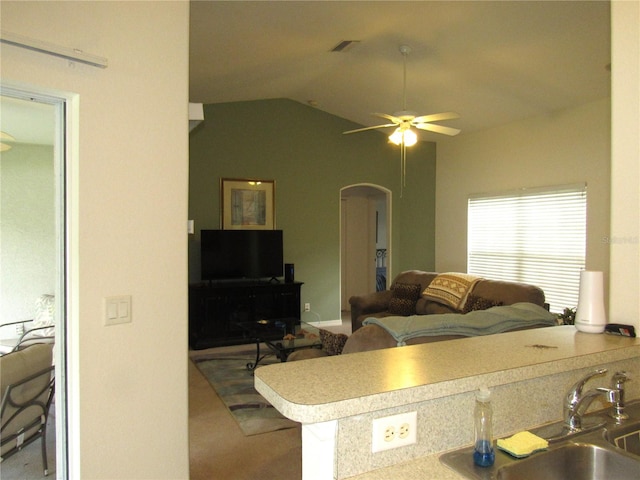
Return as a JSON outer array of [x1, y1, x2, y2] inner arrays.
[[605, 323, 636, 337]]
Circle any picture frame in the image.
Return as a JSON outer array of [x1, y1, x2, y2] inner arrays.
[[221, 178, 275, 230]]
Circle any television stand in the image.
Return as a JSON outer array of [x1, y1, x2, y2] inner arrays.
[[189, 281, 303, 349]]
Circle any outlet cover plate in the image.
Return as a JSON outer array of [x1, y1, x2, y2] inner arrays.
[[371, 411, 417, 453]]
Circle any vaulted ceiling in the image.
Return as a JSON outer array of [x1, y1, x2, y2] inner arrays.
[[189, 1, 611, 141]]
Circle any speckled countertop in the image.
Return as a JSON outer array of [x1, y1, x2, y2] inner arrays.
[[255, 325, 640, 424], [346, 452, 461, 480]]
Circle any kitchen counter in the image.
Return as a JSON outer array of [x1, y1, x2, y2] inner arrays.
[[347, 452, 460, 480], [254, 326, 640, 479], [255, 326, 640, 422]]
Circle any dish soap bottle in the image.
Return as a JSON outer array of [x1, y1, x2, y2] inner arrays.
[[473, 387, 495, 467]]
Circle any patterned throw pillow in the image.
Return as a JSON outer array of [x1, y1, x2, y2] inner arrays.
[[32, 294, 55, 337], [421, 273, 482, 310], [319, 329, 348, 356], [388, 282, 422, 316], [462, 294, 503, 314]]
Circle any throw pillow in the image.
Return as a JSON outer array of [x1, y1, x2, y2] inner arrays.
[[388, 282, 421, 316], [421, 273, 482, 310], [32, 294, 55, 337], [319, 329, 348, 356], [462, 294, 503, 314]]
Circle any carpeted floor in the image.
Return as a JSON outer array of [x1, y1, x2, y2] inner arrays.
[[1, 316, 351, 480], [189, 345, 303, 480], [191, 348, 299, 436], [189, 315, 351, 480]]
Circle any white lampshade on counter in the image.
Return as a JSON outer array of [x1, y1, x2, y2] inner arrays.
[[575, 270, 607, 333]]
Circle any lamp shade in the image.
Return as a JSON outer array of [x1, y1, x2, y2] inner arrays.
[[574, 270, 607, 333], [389, 127, 417, 147]]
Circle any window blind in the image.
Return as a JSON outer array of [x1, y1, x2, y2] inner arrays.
[[467, 184, 586, 313]]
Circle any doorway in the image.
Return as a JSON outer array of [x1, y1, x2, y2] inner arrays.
[[340, 184, 392, 314], [0, 88, 68, 479]]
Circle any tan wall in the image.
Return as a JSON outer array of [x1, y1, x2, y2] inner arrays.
[[435, 98, 611, 305], [609, 0, 640, 328], [1, 2, 190, 478], [435, 2, 638, 329]]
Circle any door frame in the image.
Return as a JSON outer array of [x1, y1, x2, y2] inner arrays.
[[2, 81, 78, 479]]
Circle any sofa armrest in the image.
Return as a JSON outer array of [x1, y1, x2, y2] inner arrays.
[[349, 290, 393, 331]]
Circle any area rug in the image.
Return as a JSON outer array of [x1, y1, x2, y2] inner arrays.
[[191, 349, 299, 436]]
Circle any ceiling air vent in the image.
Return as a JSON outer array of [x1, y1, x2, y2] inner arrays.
[[331, 40, 360, 53]]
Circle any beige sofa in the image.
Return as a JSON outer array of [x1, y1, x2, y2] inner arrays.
[[343, 270, 552, 354]]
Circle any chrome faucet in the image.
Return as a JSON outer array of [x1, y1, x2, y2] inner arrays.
[[597, 371, 630, 423], [564, 368, 607, 431]]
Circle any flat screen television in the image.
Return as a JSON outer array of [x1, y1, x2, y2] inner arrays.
[[201, 229, 284, 281]]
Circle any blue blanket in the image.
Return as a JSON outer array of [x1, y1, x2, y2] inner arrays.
[[363, 302, 557, 346]]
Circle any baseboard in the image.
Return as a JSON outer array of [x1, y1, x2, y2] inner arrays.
[[305, 319, 342, 327], [301, 310, 345, 327]]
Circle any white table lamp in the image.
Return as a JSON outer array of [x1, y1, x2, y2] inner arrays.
[[575, 270, 607, 333]]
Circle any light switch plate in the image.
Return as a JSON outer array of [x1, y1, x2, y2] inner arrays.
[[104, 295, 132, 326]]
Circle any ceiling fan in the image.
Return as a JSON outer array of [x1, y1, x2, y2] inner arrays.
[[343, 45, 461, 193], [1, 131, 15, 152], [343, 45, 461, 141]]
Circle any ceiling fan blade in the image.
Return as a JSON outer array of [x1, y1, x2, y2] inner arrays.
[[414, 123, 461, 136], [372, 112, 404, 124], [343, 123, 397, 134], [412, 112, 460, 124]]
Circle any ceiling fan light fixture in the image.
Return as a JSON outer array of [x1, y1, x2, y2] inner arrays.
[[388, 128, 402, 145], [389, 127, 417, 147]]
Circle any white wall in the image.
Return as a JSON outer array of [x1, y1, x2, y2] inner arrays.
[[1, 2, 190, 479], [609, 0, 640, 328]]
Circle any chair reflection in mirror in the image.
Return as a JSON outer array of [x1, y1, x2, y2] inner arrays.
[[0, 343, 55, 475], [0, 295, 55, 355]]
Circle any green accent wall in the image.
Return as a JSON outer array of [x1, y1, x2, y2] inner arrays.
[[1, 144, 55, 326], [189, 98, 436, 323]]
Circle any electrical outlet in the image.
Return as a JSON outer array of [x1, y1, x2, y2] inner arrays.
[[304, 303, 311, 312], [371, 411, 417, 453], [398, 422, 411, 439]]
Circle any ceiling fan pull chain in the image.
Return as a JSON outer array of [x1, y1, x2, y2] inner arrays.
[[403, 143, 406, 187], [400, 142, 406, 198], [402, 47, 407, 111]]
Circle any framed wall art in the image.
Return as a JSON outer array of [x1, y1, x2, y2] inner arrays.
[[220, 178, 275, 230]]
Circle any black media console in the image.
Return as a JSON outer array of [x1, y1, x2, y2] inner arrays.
[[188, 281, 303, 349]]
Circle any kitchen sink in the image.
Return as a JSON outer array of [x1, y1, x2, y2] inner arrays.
[[495, 443, 638, 480], [605, 420, 640, 457], [440, 399, 640, 480]]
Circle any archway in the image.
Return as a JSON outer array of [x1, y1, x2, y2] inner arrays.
[[340, 184, 392, 317]]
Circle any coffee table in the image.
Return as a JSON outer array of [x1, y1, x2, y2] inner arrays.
[[236, 318, 322, 370]]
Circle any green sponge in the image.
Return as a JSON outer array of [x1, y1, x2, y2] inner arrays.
[[497, 431, 549, 458]]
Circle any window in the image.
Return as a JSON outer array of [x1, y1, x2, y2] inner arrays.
[[467, 184, 586, 313]]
